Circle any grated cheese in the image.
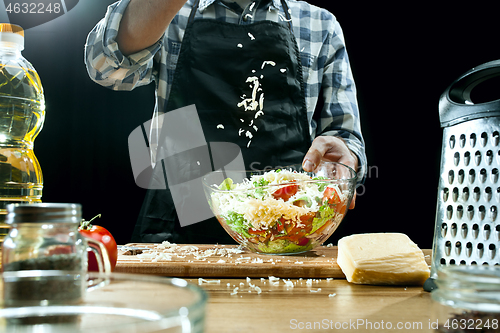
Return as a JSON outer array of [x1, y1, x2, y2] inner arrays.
[[211, 168, 346, 231]]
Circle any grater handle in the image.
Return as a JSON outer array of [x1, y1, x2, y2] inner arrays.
[[439, 59, 500, 127]]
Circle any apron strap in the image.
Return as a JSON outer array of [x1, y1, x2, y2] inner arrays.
[[280, 0, 293, 31], [189, 0, 201, 23]]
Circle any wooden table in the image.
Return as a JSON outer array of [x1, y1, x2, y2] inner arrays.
[[117, 244, 436, 333], [0, 245, 436, 332], [191, 278, 435, 333]]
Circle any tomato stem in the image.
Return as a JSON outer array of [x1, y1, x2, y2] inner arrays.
[[79, 214, 101, 230]]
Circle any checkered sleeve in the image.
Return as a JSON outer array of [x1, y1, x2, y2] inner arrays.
[[317, 14, 367, 183], [84, 0, 161, 91]]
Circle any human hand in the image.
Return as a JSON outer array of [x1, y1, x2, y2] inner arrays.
[[302, 136, 358, 209]]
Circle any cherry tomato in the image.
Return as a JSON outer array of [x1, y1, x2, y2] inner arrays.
[[78, 215, 118, 272], [272, 183, 298, 201]]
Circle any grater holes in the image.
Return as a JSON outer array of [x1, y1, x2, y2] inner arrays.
[[448, 170, 455, 184], [477, 243, 484, 258], [460, 260, 467, 265], [454, 152, 460, 166], [452, 187, 459, 202], [493, 131, 500, 146], [461, 134, 467, 148], [447, 205, 453, 220], [445, 241, 452, 256], [485, 187, 493, 202], [489, 244, 496, 259], [461, 223, 468, 238], [455, 241, 462, 256], [491, 168, 499, 183], [464, 151, 471, 166], [486, 150, 493, 165], [449, 259, 456, 265], [467, 205, 474, 220], [484, 224, 491, 240], [466, 242, 473, 257], [496, 225, 500, 241], [440, 258, 446, 265], [481, 132, 488, 147], [479, 205, 486, 220], [480, 168, 487, 183], [462, 187, 470, 201], [442, 188, 449, 202], [490, 206, 498, 221], [469, 169, 476, 184], [449, 135, 456, 149], [475, 151, 482, 166], [456, 206, 463, 220], [469, 134, 475, 148], [497, 188, 500, 202], [441, 223, 448, 237], [472, 223, 479, 239], [473, 187, 481, 201], [458, 170, 465, 184], [451, 223, 458, 237]]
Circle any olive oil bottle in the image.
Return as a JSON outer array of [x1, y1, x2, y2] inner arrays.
[[0, 24, 45, 243]]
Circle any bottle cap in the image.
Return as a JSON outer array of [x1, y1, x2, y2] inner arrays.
[[0, 23, 24, 50], [5, 203, 82, 224]]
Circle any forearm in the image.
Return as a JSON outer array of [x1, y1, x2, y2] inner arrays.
[[117, 0, 187, 56]]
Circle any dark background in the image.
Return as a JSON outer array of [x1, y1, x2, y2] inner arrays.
[[1, 1, 498, 249]]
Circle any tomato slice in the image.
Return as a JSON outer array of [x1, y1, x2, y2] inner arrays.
[[323, 187, 341, 205], [276, 218, 285, 233], [272, 183, 298, 201], [248, 228, 267, 236], [275, 213, 315, 245]]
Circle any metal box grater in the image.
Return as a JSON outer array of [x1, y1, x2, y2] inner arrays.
[[430, 60, 500, 284]]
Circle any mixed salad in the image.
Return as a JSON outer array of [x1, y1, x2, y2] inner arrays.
[[210, 168, 348, 254]]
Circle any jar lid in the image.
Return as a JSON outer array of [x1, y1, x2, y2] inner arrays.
[[5, 203, 82, 224], [0, 23, 24, 50]]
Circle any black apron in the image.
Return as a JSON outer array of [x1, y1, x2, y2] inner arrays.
[[131, 0, 311, 244]]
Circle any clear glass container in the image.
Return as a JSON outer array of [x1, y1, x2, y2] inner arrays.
[[202, 161, 356, 254], [1, 203, 110, 308], [0, 23, 45, 244], [431, 265, 500, 332], [0, 271, 207, 332]]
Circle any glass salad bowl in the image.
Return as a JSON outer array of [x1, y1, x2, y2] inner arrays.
[[202, 161, 357, 254]]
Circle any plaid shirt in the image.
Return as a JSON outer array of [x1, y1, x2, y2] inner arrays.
[[84, 0, 366, 181]]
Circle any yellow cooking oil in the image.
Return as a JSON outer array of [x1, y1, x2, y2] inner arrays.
[[0, 24, 45, 244]]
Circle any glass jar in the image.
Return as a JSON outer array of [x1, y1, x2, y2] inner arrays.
[[1, 203, 110, 308], [431, 265, 500, 332]]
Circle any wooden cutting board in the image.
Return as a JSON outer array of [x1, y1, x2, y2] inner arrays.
[[115, 243, 432, 279]]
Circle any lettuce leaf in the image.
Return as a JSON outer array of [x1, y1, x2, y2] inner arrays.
[[224, 211, 251, 238], [219, 178, 235, 190], [310, 203, 336, 234]]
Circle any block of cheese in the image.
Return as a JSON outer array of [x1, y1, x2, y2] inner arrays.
[[337, 233, 430, 285]]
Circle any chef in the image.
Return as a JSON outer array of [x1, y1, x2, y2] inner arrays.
[[85, 0, 367, 244]]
